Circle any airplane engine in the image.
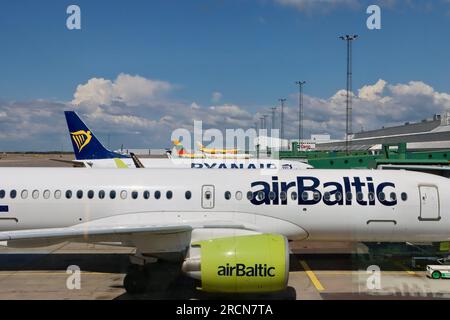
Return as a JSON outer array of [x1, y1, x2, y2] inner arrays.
[[182, 234, 289, 293]]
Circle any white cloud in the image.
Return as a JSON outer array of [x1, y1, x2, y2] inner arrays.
[[72, 73, 172, 108], [274, 0, 359, 12], [211, 91, 223, 103], [1, 75, 450, 150]]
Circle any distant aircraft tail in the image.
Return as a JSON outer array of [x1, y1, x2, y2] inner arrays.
[[172, 139, 187, 156], [64, 111, 128, 160]]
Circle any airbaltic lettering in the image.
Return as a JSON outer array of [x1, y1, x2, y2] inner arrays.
[[218, 263, 275, 277], [192, 162, 277, 169], [250, 176, 397, 206]]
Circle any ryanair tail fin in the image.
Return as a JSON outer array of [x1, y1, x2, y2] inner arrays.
[[64, 111, 128, 160]]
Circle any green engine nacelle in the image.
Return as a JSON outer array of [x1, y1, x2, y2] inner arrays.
[[183, 234, 289, 293]]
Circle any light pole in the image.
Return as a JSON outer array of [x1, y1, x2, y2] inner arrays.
[[339, 34, 358, 154], [295, 81, 306, 147], [279, 98, 287, 149], [271, 107, 277, 132]]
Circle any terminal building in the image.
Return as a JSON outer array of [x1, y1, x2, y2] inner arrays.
[[316, 112, 450, 151]]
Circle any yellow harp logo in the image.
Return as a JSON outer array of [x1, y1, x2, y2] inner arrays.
[[70, 130, 92, 152]]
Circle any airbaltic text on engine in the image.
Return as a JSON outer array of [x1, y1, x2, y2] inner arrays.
[[250, 176, 397, 206], [218, 263, 275, 277]]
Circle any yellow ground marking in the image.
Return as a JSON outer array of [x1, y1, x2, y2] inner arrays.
[[299, 260, 325, 291], [394, 262, 417, 276]]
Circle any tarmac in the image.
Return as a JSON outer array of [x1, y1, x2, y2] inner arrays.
[[0, 154, 448, 300]]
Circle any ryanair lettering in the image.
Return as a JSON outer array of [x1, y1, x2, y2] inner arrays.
[[250, 176, 397, 206], [191, 163, 277, 169], [217, 263, 275, 277]]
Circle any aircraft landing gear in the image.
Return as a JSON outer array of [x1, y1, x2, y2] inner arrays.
[[123, 254, 182, 295], [123, 267, 149, 294]]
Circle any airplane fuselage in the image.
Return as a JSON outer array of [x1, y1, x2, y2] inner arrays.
[[0, 168, 448, 243]]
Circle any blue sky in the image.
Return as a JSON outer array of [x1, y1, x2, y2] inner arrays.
[[0, 0, 450, 150]]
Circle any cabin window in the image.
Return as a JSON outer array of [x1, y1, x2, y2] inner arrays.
[[166, 191, 173, 199], [235, 191, 243, 200], [368, 192, 375, 202], [185, 191, 191, 200], [280, 191, 287, 201], [401, 192, 407, 201], [323, 192, 331, 201], [313, 192, 320, 201], [0, 190, 4, 199], [224, 191, 231, 200], [269, 191, 276, 201], [155, 191, 161, 199], [88, 190, 94, 199], [246, 191, 253, 201], [110, 190, 116, 199], [54, 190, 61, 199], [21, 190, 28, 199], [257, 191, 265, 201], [10, 190, 17, 199], [120, 190, 127, 200], [378, 192, 386, 201], [43, 190, 50, 199], [132, 191, 138, 199], [32, 190, 39, 199], [346, 192, 353, 201], [356, 192, 364, 201], [76, 190, 83, 199], [99, 190, 105, 199], [291, 192, 298, 201], [143, 191, 150, 199], [390, 192, 397, 201], [335, 192, 343, 202], [301, 192, 309, 201], [66, 190, 72, 199]]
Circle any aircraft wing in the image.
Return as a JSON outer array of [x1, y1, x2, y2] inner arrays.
[[0, 224, 192, 242], [49, 158, 86, 167]]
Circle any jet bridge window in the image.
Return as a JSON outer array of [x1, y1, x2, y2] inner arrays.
[[65, 190, 72, 199], [21, 190, 28, 199], [109, 190, 116, 199], [99, 190, 105, 199], [88, 190, 94, 199], [155, 191, 161, 199], [77, 190, 83, 199], [0, 190, 4, 199], [224, 191, 231, 200], [144, 191, 150, 199], [132, 191, 138, 199]]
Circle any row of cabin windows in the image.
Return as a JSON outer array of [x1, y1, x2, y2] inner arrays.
[[225, 190, 408, 202], [0, 189, 193, 200]]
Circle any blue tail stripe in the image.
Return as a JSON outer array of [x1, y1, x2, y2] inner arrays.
[[64, 111, 129, 160]]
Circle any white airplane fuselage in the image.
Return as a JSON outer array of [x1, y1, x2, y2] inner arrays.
[[77, 158, 312, 170], [0, 168, 448, 244]]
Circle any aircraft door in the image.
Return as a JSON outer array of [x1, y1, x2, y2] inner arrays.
[[419, 185, 440, 221], [202, 185, 215, 209]]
